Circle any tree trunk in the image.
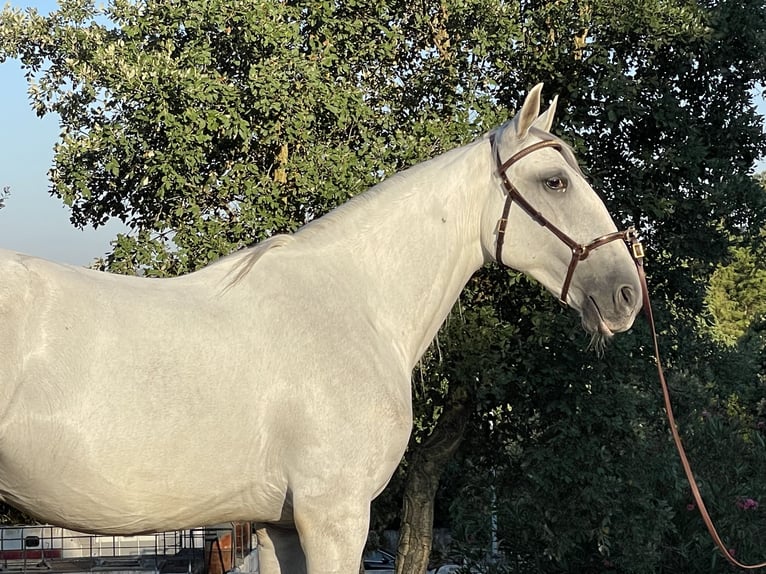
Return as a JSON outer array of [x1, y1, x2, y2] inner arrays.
[[395, 387, 470, 574]]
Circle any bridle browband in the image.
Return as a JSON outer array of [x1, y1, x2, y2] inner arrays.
[[489, 134, 643, 305], [490, 133, 766, 570]]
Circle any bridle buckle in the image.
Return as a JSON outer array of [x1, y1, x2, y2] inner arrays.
[[625, 227, 645, 260]]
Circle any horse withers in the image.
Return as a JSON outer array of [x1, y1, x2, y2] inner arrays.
[[0, 84, 641, 573]]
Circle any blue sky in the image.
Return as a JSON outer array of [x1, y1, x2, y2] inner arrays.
[[1, 1, 766, 266], [0, 0, 123, 266]]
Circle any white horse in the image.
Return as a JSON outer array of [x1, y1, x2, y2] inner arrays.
[[0, 84, 641, 573]]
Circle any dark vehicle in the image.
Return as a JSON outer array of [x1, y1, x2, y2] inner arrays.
[[363, 548, 396, 571]]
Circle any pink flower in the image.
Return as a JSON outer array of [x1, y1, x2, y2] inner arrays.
[[736, 498, 759, 511], [687, 503, 696, 511]]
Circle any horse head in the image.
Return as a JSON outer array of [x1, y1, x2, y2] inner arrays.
[[485, 84, 642, 345]]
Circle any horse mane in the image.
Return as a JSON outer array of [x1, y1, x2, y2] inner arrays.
[[218, 234, 294, 292], [219, 126, 582, 294], [287, 152, 460, 243], [217, 173, 413, 293]]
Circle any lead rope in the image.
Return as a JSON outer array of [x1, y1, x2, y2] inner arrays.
[[629, 235, 766, 570]]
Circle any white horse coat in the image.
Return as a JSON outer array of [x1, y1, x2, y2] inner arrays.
[[0, 85, 642, 573]]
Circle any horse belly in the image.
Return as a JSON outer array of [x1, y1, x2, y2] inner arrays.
[[0, 389, 291, 533], [0, 301, 290, 531]]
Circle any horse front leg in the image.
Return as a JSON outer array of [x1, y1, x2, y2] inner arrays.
[[293, 491, 371, 574], [255, 524, 306, 574]]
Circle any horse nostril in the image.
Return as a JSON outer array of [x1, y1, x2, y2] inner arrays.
[[617, 285, 636, 309]]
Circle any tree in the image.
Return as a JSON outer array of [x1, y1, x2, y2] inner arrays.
[[1, 0, 434, 274], [706, 170, 766, 345]]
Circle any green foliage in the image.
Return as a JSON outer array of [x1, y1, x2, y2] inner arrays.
[[438, 298, 766, 573], [531, 0, 766, 307], [655, 319, 766, 572], [0, 0, 489, 275], [0, 187, 9, 211], [706, 232, 766, 345], [432, 279, 670, 573]]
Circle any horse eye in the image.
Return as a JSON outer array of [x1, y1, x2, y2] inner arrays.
[[544, 176, 568, 192]]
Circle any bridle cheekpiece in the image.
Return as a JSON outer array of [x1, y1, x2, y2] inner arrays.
[[489, 133, 642, 306]]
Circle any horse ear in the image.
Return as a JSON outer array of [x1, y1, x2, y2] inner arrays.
[[515, 83, 543, 138], [533, 94, 558, 133]]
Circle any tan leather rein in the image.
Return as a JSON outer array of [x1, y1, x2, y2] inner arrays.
[[492, 136, 766, 569], [633, 247, 766, 570]]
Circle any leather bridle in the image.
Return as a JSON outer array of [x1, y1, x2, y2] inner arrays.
[[490, 134, 766, 570], [489, 134, 642, 305]]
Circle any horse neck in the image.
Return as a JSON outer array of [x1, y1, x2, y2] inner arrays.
[[298, 139, 493, 370]]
